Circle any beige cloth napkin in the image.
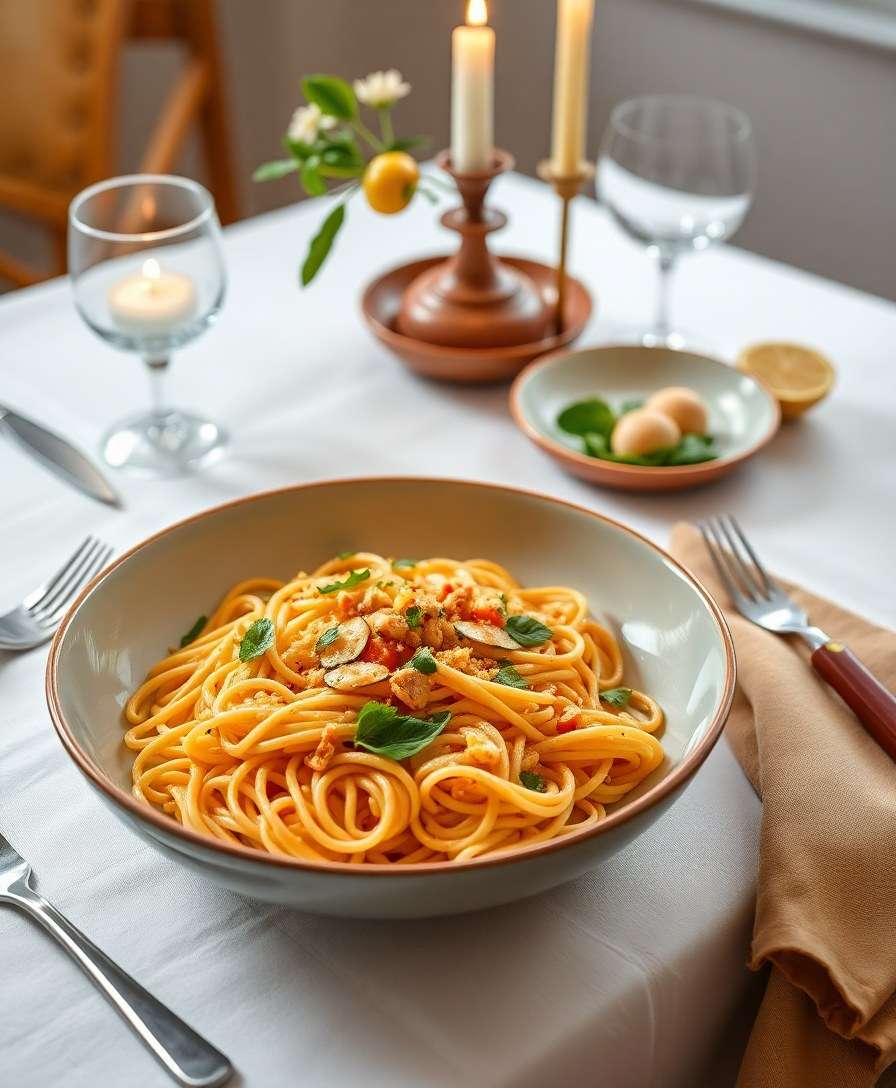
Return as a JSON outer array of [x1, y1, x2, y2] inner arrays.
[[670, 524, 896, 1087]]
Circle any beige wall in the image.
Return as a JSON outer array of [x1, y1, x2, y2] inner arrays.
[[4, 0, 894, 300]]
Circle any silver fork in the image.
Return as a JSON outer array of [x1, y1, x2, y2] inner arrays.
[[0, 829, 233, 1086], [0, 536, 112, 651], [699, 514, 896, 762]]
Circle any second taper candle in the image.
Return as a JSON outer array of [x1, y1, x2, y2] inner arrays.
[[451, 0, 495, 174], [551, 0, 595, 176]]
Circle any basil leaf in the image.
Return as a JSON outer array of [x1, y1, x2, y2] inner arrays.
[[494, 664, 528, 689], [179, 615, 207, 648], [620, 398, 645, 415], [519, 770, 546, 793], [410, 647, 437, 675], [301, 202, 346, 286], [319, 568, 370, 594], [601, 687, 632, 707], [664, 433, 718, 466], [337, 550, 354, 559], [300, 155, 326, 196], [253, 159, 299, 182], [583, 431, 668, 465], [504, 615, 553, 647], [315, 626, 341, 652], [405, 606, 423, 629], [393, 558, 417, 569], [558, 399, 616, 440], [302, 75, 357, 120], [239, 618, 275, 662], [354, 701, 450, 760]]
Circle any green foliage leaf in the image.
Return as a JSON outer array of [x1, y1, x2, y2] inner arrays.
[[620, 398, 645, 415], [318, 568, 370, 594], [239, 618, 275, 662], [253, 159, 299, 182], [601, 687, 632, 707], [505, 614, 553, 647], [301, 202, 346, 286], [303, 75, 357, 120], [494, 663, 528, 689], [300, 155, 326, 196], [405, 606, 423, 629], [315, 626, 341, 652], [387, 136, 428, 153], [410, 647, 437, 675], [354, 701, 450, 760], [557, 399, 616, 440], [283, 136, 315, 160], [179, 615, 207, 648], [664, 433, 718, 465], [583, 430, 717, 467], [519, 770, 546, 793], [320, 140, 364, 173]]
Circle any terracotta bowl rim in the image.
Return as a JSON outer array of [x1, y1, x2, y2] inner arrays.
[[46, 476, 736, 881]]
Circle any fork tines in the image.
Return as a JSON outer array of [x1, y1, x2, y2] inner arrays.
[[698, 515, 782, 606], [26, 536, 113, 630]]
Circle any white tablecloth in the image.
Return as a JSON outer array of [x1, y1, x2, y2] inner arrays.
[[1, 173, 894, 1088]]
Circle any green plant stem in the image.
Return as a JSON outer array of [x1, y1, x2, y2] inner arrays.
[[378, 107, 395, 148], [352, 118, 384, 153]]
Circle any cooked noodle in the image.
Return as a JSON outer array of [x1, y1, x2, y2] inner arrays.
[[125, 553, 665, 865]]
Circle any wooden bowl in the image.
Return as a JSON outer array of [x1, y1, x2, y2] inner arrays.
[[361, 255, 592, 384], [511, 345, 781, 492]]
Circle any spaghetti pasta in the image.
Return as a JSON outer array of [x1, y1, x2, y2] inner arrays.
[[125, 553, 665, 865]]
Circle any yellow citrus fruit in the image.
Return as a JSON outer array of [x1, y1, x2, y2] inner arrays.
[[362, 152, 419, 215], [736, 341, 835, 419]]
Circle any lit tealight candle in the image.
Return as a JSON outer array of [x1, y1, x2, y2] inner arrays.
[[451, 0, 495, 174], [550, 0, 595, 177], [108, 258, 198, 336]]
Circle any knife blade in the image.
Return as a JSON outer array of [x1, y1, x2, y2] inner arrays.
[[0, 405, 121, 507]]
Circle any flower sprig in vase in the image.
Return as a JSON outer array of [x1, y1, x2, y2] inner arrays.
[[254, 70, 435, 286]]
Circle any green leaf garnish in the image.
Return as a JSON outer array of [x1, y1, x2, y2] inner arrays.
[[494, 663, 528, 689], [557, 399, 616, 440], [620, 398, 645, 415], [393, 558, 417, 569], [601, 687, 632, 707], [409, 647, 437, 675], [354, 701, 450, 760], [179, 615, 207, 648], [300, 155, 326, 196], [302, 74, 357, 120], [664, 433, 718, 465], [315, 626, 341, 652], [239, 618, 275, 662], [301, 202, 346, 286], [252, 159, 300, 182], [505, 614, 553, 647], [405, 606, 423, 629], [498, 593, 508, 618], [337, 550, 354, 559], [519, 770, 546, 793], [318, 569, 370, 594], [582, 427, 717, 467]]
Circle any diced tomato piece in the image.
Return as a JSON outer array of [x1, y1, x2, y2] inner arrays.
[[360, 637, 400, 672], [556, 717, 577, 734], [438, 582, 455, 602], [472, 605, 504, 627]]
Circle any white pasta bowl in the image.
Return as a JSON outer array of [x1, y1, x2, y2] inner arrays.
[[47, 478, 735, 918]]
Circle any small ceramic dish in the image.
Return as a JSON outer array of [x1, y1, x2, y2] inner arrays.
[[511, 345, 781, 491], [361, 256, 592, 384], [47, 478, 734, 918]]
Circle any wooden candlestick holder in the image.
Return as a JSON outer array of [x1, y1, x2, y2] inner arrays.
[[537, 159, 595, 335], [397, 149, 553, 349]]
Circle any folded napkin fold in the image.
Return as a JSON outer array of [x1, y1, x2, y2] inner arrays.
[[670, 524, 896, 1088]]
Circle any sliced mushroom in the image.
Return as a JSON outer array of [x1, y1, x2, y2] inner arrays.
[[324, 661, 390, 691], [454, 621, 520, 651], [319, 616, 370, 669]]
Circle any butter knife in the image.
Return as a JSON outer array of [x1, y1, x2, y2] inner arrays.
[[0, 404, 121, 507]]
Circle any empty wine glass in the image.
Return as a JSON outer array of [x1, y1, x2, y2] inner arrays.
[[69, 174, 227, 476], [597, 95, 756, 349]]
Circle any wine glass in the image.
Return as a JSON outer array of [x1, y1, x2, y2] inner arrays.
[[69, 174, 227, 476], [597, 95, 756, 349]]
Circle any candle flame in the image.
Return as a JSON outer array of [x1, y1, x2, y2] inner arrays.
[[466, 0, 487, 26], [142, 258, 161, 280]]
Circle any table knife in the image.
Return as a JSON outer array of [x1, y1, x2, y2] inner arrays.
[[0, 404, 121, 507]]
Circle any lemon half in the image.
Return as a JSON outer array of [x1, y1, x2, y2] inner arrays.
[[736, 342, 835, 419]]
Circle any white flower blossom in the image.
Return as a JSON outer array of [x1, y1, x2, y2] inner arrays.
[[353, 69, 411, 110], [287, 103, 337, 145]]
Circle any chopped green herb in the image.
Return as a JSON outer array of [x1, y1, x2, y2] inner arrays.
[[494, 663, 528, 689], [337, 550, 355, 560], [393, 558, 417, 569], [601, 687, 632, 708], [319, 569, 371, 594], [409, 647, 437, 675], [498, 593, 508, 618], [557, 398, 615, 440], [519, 770, 547, 793], [406, 606, 423, 629], [377, 580, 394, 590], [354, 701, 450, 760], [315, 626, 341, 653], [239, 618, 275, 662], [505, 614, 553, 647], [179, 615, 207, 648]]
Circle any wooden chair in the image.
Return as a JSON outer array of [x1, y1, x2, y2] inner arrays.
[[0, 0, 238, 288]]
